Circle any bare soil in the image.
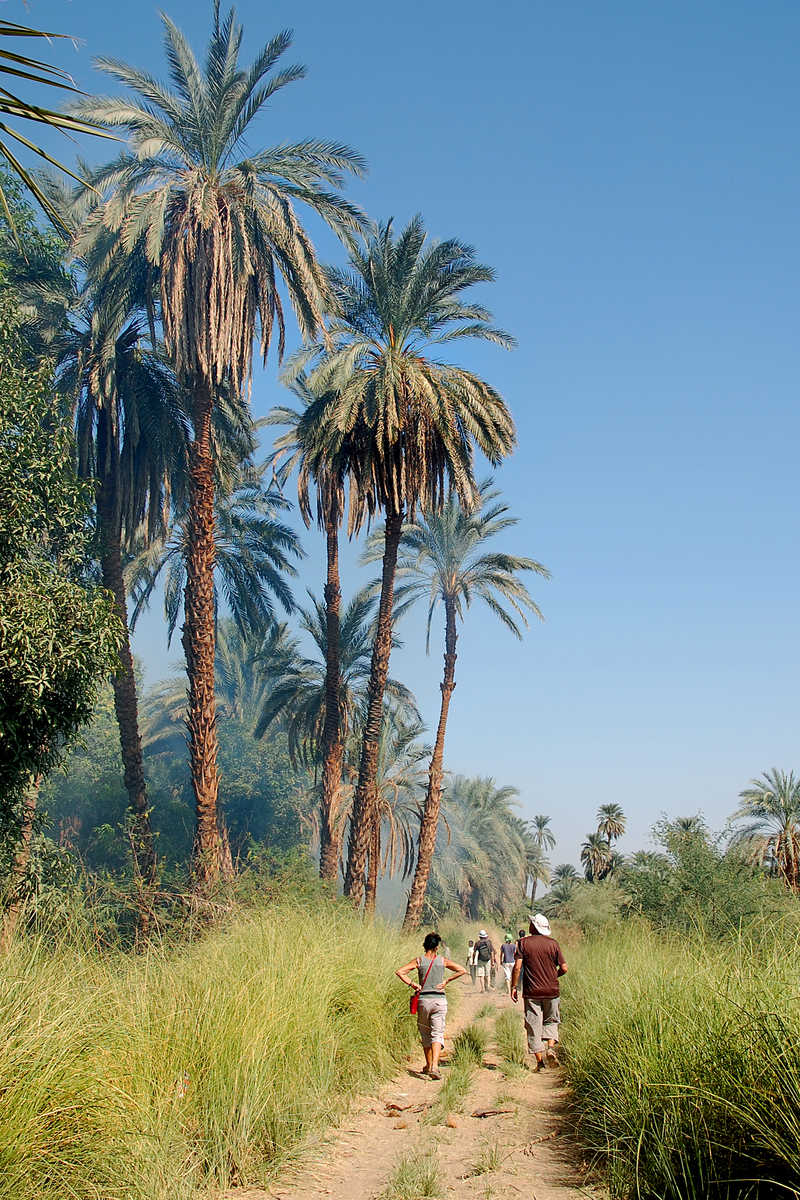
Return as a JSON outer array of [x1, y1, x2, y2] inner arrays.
[[224, 976, 606, 1200]]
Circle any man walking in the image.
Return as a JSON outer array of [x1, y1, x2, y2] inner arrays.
[[511, 913, 567, 1071], [466, 939, 477, 986], [474, 929, 495, 992]]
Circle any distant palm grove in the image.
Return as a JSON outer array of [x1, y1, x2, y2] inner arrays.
[[1, 8, 798, 953]]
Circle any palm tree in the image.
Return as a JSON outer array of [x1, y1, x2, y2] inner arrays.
[[298, 217, 516, 908], [550, 862, 579, 885], [266, 375, 352, 881], [528, 813, 556, 903], [526, 843, 552, 905], [255, 591, 417, 878], [363, 712, 429, 912], [367, 480, 546, 929], [733, 769, 800, 891], [424, 776, 527, 921], [581, 831, 612, 882], [597, 802, 626, 848], [73, 4, 364, 886], [128, 462, 301, 647], [62, 311, 185, 882]]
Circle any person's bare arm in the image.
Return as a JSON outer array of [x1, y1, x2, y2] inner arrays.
[[441, 958, 467, 988], [510, 957, 522, 1002], [396, 959, 420, 988], [558, 961, 568, 976]]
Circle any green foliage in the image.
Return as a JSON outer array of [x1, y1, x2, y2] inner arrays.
[[424, 776, 530, 922], [566, 922, 800, 1198], [0, 893, 416, 1199], [0, 286, 121, 809], [381, 1150, 442, 1200], [619, 817, 787, 938], [547, 878, 626, 935], [494, 1008, 525, 1067]]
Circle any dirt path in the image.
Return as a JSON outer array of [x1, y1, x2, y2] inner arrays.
[[226, 978, 606, 1200]]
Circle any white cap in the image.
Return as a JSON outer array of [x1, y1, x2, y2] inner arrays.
[[530, 913, 551, 936], [479, 929, 488, 938]]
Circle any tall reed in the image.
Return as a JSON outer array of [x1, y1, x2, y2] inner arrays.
[[564, 920, 800, 1198], [0, 898, 415, 1200]]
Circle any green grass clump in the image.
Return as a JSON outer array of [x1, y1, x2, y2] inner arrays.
[[0, 897, 415, 1200], [451, 1021, 487, 1067], [475, 1001, 495, 1019], [381, 1149, 442, 1199], [494, 1009, 525, 1066], [424, 1020, 487, 1124], [465, 1140, 503, 1177], [565, 921, 800, 1199]]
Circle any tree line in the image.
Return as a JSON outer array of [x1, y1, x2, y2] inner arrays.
[[0, 7, 549, 942]]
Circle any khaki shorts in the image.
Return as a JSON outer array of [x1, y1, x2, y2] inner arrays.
[[417, 996, 447, 1048], [476, 963, 490, 978], [524, 996, 560, 1054]]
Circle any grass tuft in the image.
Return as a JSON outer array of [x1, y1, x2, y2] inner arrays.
[[465, 1140, 503, 1177], [494, 1009, 525, 1066], [381, 1150, 442, 1199]]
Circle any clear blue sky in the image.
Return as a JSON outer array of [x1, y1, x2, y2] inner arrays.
[[17, 0, 800, 867]]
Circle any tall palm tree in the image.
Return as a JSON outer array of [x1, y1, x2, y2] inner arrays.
[[299, 218, 516, 908], [597, 802, 626, 848], [63, 314, 185, 881], [581, 831, 612, 882], [528, 813, 556, 903], [255, 591, 417, 878], [266, 375, 351, 881], [733, 769, 800, 892], [526, 843, 552, 905], [384, 481, 547, 928], [73, 4, 364, 886]]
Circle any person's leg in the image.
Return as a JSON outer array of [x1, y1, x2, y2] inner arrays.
[[542, 998, 561, 1065], [428, 1000, 447, 1078], [503, 962, 513, 994], [523, 998, 546, 1069], [418, 1006, 433, 1073]]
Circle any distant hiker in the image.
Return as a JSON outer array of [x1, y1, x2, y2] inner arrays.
[[500, 933, 517, 993], [396, 932, 466, 1080], [511, 913, 567, 1071], [474, 929, 496, 992], [467, 939, 477, 986]]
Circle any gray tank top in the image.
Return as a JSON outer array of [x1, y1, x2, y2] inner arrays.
[[417, 954, 445, 995]]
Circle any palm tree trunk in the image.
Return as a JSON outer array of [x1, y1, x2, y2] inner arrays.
[[0, 780, 39, 953], [403, 597, 457, 931], [364, 816, 380, 915], [183, 380, 222, 889], [343, 509, 404, 907], [319, 518, 343, 882], [96, 474, 156, 885], [531, 878, 538, 903]]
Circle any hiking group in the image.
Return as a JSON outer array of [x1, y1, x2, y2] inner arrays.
[[396, 914, 568, 1076]]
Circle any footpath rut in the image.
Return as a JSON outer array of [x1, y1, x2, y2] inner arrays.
[[225, 976, 606, 1200]]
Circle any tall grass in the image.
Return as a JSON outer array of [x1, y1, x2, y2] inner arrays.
[[0, 898, 415, 1200], [564, 920, 800, 1199]]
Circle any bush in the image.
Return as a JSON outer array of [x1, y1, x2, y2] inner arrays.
[[0, 895, 415, 1199], [564, 921, 800, 1198]]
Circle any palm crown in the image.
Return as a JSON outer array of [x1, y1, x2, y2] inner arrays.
[[384, 479, 549, 648], [299, 216, 516, 530], [733, 768, 800, 890], [73, 3, 365, 388]]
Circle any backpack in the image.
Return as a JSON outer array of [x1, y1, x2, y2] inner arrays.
[[477, 939, 491, 962]]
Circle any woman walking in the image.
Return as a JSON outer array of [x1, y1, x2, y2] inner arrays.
[[396, 933, 466, 1079]]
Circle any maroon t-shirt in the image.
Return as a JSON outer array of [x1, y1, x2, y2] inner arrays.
[[515, 934, 566, 999]]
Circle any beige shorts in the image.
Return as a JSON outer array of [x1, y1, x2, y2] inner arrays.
[[417, 996, 447, 1048], [476, 964, 490, 978]]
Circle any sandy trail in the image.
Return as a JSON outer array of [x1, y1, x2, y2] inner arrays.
[[225, 975, 606, 1200]]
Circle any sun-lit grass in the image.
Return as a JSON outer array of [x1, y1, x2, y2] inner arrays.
[[380, 1149, 442, 1199], [464, 1140, 503, 1177], [494, 1008, 525, 1066], [565, 920, 800, 1199], [424, 1020, 487, 1124], [475, 1001, 495, 1019], [0, 898, 416, 1200]]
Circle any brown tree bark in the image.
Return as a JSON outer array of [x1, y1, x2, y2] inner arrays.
[[364, 815, 380, 915], [319, 518, 343, 882], [0, 780, 39, 953], [403, 596, 458, 931], [96, 466, 156, 885], [343, 510, 404, 907], [183, 380, 223, 889]]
